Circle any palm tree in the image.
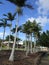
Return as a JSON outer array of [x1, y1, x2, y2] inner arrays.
[[5, 35, 21, 42], [11, 25, 21, 34], [32, 20, 41, 52], [0, 18, 10, 48], [11, 25, 21, 48], [21, 20, 32, 55], [3, 12, 16, 49], [7, 0, 34, 61]]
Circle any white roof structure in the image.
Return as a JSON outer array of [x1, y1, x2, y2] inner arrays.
[[3, 41, 14, 44], [3, 41, 23, 45], [18, 41, 23, 45]]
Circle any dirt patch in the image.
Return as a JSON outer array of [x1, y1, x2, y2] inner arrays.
[[0, 50, 43, 65]]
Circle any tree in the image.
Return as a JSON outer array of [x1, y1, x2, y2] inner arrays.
[[46, 30, 49, 36], [21, 20, 33, 55], [0, 19, 10, 41], [37, 31, 49, 47], [0, 19, 10, 48], [3, 12, 16, 48], [5, 35, 21, 41], [0, 39, 2, 47], [11, 25, 21, 48], [23, 40, 34, 48], [21, 20, 41, 53], [31, 20, 41, 52], [7, 0, 34, 61], [11, 25, 21, 34], [5, 35, 14, 41], [5, 35, 21, 49]]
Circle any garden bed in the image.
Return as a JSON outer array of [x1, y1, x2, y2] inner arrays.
[[0, 50, 45, 65]]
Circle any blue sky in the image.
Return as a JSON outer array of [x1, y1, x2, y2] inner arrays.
[[0, 0, 49, 40]]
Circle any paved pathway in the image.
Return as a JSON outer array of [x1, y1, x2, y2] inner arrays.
[[39, 52, 49, 65]]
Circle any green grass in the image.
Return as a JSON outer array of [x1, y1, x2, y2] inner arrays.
[[0, 47, 26, 51], [47, 56, 49, 59]]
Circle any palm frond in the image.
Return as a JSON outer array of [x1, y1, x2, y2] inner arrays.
[[3, 12, 15, 21], [0, 22, 4, 27], [0, 19, 3, 21], [3, 14, 7, 16], [11, 25, 21, 34], [7, 0, 27, 7], [8, 13, 12, 18], [3, 13, 12, 18], [11, 28, 16, 34], [0, 2, 3, 4], [7, 24, 11, 27], [25, 4, 34, 9]]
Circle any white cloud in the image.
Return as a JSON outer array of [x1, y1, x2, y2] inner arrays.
[[0, 32, 3, 38], [36, 0, 49, 16], [0, 32, 9, 39], [27, 16, 49, 26]]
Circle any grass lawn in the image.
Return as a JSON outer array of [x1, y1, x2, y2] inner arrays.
[[0, 47, 26, 51]]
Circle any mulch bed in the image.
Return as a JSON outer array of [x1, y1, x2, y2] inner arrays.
[[0, 50, 45, 65]]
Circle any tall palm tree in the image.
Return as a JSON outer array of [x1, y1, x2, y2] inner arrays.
[[3, 12, 16, 48], [0, 18, 10, 48], [7, 0, 34, 61], [11, 25, 21, 48], [32, 20, 41, 52], [21, 20, 32, 55]]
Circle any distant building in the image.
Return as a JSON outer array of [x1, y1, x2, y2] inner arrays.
[[35, 46, 48, 52], [3, 41, 24, 48]]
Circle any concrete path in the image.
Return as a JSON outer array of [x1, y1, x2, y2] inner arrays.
[[39, 52, 49, 65]]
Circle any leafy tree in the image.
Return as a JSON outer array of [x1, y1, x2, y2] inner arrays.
[[5, 35, 21, 41], [37, 30, 49, 47]]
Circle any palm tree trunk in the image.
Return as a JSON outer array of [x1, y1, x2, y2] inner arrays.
[[9, 14, 19, 61], [17, 32, 19, 49], [34, 36, 36, 53], [26, 35, 30, 55], [28, 35, 30, 53], [26, 35, 28, 56], [3, 27, 5, 41], [1, 27, 5, 49], [8, 22, 12, 49], [30, 33, 32, 53], [25, 34, 27, 51]]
